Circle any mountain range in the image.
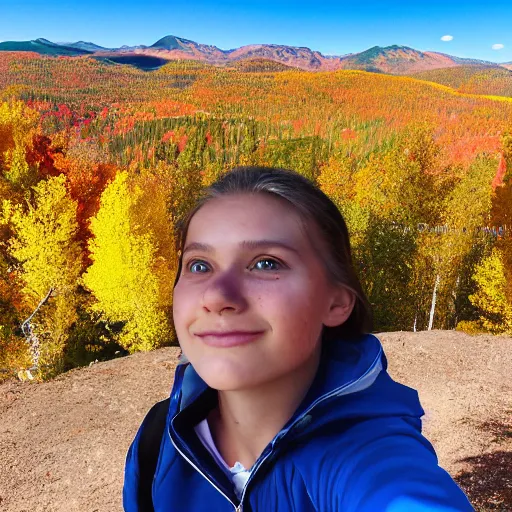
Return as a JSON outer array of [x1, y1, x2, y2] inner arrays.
[[0, 35, 510, 75]]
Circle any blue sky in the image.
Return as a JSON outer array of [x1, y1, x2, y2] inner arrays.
[[0, 0, 510, 63]]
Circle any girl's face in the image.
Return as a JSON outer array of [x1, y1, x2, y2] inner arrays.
[[173, 193, 354, 391]]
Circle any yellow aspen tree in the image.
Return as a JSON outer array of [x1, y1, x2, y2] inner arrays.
[[439, 156, 496, 328], [491, 133, 512, 304], [346, 128, 443, 331], [4, 174, 82, 376], [0, 100, 39, 188], [469, 247, 512, 334], [131, 168, 178, 323], [6, 175, 80, 299], [82, 171, 172, 353]]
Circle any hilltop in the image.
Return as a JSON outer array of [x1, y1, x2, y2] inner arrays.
[[0, 38, 91, 56], [411, 65, 512, 98], [336, 45, 498, 75], [0, 331, 510, 511]]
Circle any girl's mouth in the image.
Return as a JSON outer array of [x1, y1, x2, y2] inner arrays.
[[195, 331, 265, 348]]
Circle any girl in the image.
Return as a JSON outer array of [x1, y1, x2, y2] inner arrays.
[[123, 167, 473, 511]]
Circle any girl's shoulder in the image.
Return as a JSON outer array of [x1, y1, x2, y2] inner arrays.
[[265, 416, 473, 511]]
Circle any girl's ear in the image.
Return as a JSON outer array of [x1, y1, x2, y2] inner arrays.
[[323, 286, 356, 327]]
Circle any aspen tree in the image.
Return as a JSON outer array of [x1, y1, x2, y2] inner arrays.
[[4, 174, 81, 376], [0, 101, 39, 188], [491, 133, 512, 303], [469, 247, 512, 334], [440, 156, 496, 328], [83, 172, 172, 352]]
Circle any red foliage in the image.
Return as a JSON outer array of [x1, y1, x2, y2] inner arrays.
[[341, 128, 358, 141], [178, 135, 188, 152], [25, 135, 62, 177], [292, 119, 305, 134], [161, 130, 175, 143], [56, 104, 73, 120], [492, 154, 507, 190]]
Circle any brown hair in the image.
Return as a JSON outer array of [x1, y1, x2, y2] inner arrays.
[[173, 166, 373, 340]]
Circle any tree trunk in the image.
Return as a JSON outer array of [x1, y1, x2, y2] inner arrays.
[[21, 288, 54, 371], [428, 275, 440, 331], [452, 275, 460, 329]]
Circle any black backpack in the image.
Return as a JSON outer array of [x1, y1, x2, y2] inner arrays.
[[137, 398, 170, 511]]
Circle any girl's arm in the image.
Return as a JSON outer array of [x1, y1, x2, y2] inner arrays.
[[335, 426, 475, 512]]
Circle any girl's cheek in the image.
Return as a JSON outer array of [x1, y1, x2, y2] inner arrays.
[[172, 286, 190, 320], [177, 285, 208, 322]]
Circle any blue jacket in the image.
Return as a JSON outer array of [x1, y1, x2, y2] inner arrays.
[[123, 334, 474, 511]]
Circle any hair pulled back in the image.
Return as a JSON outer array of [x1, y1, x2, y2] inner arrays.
[[173, 166, 373, 341]]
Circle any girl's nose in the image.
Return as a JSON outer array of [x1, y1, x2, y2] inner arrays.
[[201, 272, 248, 315]]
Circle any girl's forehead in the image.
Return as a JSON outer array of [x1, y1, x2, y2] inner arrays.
[[185, 194, 311, 248]]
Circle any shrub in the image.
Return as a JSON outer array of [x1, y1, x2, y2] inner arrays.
[[455, 320, 486, 336]]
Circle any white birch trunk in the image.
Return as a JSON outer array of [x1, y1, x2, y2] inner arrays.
[[21, 287, 54, 371], [428, 275, 440, 331], [452, 275, 460, 328]]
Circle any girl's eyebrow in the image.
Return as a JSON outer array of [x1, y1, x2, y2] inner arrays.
[[182, 239, 300, 256]]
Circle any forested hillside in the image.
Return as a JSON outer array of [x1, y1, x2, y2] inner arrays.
[[412, 65, 512, 98], [0, 52, 511, 380]]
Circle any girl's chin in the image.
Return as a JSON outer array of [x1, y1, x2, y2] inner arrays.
[[192, 356, 264, 391], [202, 376, 258, 392]]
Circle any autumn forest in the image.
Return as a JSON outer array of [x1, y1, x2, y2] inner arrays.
[[0, 52, 511, 380]]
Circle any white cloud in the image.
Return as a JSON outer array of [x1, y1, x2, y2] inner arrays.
[[441, 35, 454, 42], [492, 44, 504, 50]]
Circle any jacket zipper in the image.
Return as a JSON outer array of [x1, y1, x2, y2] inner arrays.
[[170, 343, 383, 512], [168, 430, 240, 511]]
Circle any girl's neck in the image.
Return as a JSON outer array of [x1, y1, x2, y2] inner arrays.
[[207, 346, 322, 470]]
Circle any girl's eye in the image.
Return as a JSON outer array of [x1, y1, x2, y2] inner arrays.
[[185, 258, 283, 274], [187, 260, 210, 273], [251, 258, 281, 271]]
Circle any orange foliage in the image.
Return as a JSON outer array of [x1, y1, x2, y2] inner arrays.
[[492, 154, 507, 190]]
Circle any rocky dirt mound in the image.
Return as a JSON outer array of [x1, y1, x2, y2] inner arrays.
[[0, 330, 510, 512]]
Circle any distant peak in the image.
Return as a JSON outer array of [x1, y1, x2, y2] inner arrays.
[[151, 35, 193, 48], [377, 45, 418, 52]]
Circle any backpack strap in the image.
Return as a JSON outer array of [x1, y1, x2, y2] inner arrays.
[[138, 398, 170, 511]]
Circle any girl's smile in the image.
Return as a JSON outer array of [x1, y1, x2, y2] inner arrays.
[[172, 192, 354, 392], [194, 330, 266, 348]]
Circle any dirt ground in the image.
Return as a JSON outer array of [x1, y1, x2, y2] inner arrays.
[[0, 330, 510, 512]]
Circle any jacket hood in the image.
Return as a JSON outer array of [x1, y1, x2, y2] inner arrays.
[[171, 333, 424, 445], [284, 333, 425, 442]]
